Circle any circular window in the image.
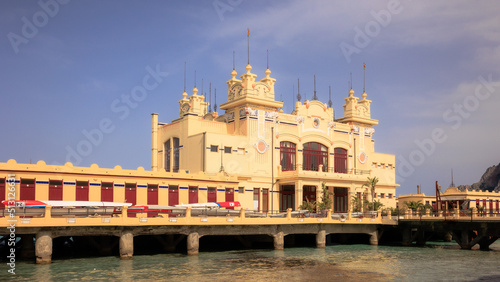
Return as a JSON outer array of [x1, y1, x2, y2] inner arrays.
[[358, 152, 367, 164], [313, 117, 320, 128], [255, 139, 268, 154]]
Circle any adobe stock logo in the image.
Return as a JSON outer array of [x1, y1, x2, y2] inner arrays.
[[7, 0, 70, 54], [339, 0, 404, 63], [396, 74, 500, 183]]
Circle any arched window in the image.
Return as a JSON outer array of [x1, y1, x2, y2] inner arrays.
[[303, 142, 328, 172], [165, 140, 171, 172], [165, 137, 180, 172], [280, 141, 296, 171], [173, 137, 180, 172], [334, 147, 347, 173]]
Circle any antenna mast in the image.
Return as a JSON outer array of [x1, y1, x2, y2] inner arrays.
[[214, 88, 217, 112], [233, 51, 235, 70], [363, 62, 366, 92], [183, 62, 186, 92], [313, 75, 317, 100], [297, 78, 301, 102]]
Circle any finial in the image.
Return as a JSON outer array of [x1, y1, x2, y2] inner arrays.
[[313, 75, 317, 100], [328, 85, 332, 108], [297, 78, 301, 102], [245, 64, 252, 73]]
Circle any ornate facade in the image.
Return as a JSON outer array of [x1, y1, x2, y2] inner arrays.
[[152, 62, 398, 212]]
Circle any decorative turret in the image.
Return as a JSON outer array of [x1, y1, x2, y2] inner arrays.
[[336, 88, 378, 127], [179, 86, 209, 118]]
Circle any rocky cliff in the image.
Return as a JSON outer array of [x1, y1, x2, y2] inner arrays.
[[458, 163, 500, 192]]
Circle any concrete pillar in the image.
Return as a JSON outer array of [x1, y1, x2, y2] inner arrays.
[[273, 232, 284, 250], [386, 209, 392, 220], [35, 232, 52, 264], [316, 230, 326, 248], [460, 230, 472, 250], [286, 208, 292, 220], [443, 232, 452, 242], [187, 232, 199, 255], [119, 231, 134, 259], [369, 231, 378, 246], [402, 228, 412, 246], [240, 208, 245, 219]]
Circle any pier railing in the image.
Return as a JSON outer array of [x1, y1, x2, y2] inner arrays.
[[0, 206, 395, 228], [388, 208, 500, 222]]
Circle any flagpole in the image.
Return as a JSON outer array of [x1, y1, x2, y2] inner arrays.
[[247, 28, 250, 65], [363, 62, 366, 92]]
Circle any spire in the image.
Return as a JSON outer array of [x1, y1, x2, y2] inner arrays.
[[233, 50, 235, 70], [184, 62, 186, 92], [293, 84, 295, 111], [450, 169, 455, 187], [328, 85, 332, 108], [312, 75, 317, 100], [214, 88, 217, 112], [209, 82, 212, 112], [247, 28, 250, 65], [363, 62, 366, 93], [297, 78, 301, 102]]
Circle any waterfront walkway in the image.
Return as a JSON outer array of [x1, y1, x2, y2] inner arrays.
[[0, 206, 393, 263]]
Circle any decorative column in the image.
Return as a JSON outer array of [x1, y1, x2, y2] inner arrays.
[[35, 232, 52, 264]]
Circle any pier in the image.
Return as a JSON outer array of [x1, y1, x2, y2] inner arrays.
[[398, 209, 500, 250], [0, 206, 393, 264]]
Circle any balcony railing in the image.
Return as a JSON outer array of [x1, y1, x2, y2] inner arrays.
[[280, 164, 371, 175]]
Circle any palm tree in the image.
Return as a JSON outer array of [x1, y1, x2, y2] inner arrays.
[[404, 200, 423, 211], [362, 177, 379, 211]]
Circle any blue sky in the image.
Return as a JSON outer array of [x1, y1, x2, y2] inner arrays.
[[1, 0, 499, 196]]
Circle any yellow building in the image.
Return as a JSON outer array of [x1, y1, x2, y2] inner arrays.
[[398, 186, 500, 213], [152, 62, 398, 212], [1, 61, 398, 212]]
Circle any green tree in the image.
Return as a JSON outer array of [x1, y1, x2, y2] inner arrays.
[[404, 200, 423, 211], [362, 177, 379, 211], [317, 182, 333, 211]]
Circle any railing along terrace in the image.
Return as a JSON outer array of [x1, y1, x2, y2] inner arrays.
[[390, 208, 500, 221], [0, 206, 390, 225], [281, 164, 370, 175]]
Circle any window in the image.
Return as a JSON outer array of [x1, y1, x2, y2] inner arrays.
[[20, 179, 36, 200], [101, 182, 113, 202], [173, 137, 180, 172], [280, 141, 296, 171], [76, 181, 89, 201], [210, 145, 218, 152], [224, 146, 232, 154], [147, 184, 158, 205], [207, 187, 217, 202], [125, 183, 137, 205], [165, 140, 171, 172], [237, 148, 245, 155], [49, 180, 63, 201], [238, 186, 245, 193], [303, 142, 328, 172], [168, 185, 179, 206], [334, 147, 347, 173], [388, 193, 393, 199], [381, 193, 385, 199]]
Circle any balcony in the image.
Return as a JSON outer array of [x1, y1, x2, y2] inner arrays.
[[278, 164, 371, 179]]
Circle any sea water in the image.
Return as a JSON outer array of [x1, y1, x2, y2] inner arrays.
[[2, 242, 500, 281]]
